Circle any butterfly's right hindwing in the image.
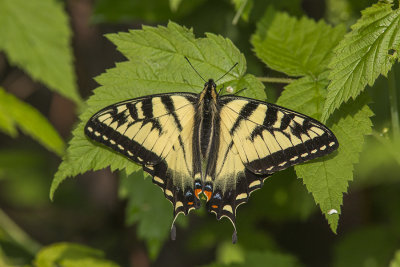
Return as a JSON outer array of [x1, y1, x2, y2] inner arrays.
[[85, 93, 201, 215]]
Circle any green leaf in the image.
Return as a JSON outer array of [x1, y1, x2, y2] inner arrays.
[[252, 6, 276, 42], [276, 72, 328, 119], [119, 171, 174, 260], [0, 87, 65, 156], [322, 1, 400, 121], [295, 95, 373, 232], [390, 250, 400, 267], [252, 12, 345, 77], [34, 243, 120, 267], [0, 0, 81, 105], [50, 22, 264, 198]]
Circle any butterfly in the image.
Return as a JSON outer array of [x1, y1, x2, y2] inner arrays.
[[84, 57, 339, 243]]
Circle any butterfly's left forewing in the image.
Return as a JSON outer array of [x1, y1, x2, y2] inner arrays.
[[85, 93, 201, 217]]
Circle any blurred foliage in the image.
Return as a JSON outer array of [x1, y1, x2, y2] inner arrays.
[[0, 88, 65, 156], [119, 171, 188, 259], [34, 243, 120, 267], [0, 0, 400, 267], [390, 250, 400, 267]]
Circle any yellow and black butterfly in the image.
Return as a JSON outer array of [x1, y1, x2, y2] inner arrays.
[[85, 58, 338, 243]]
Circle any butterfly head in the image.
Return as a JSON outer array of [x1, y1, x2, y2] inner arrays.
[[199, 79, 218, 110], [204, 78, 218, 97]]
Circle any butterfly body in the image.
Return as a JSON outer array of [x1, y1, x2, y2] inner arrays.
[[85, 74, 338, 243]]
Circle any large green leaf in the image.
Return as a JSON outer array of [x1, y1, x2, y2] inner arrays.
[[0, 87, 65, 156], [322, 1, 400, 121], [252, 12, 345, 77], [296, 95, 373, 232], [277, 74, 373, 232], [0, 0, 81, 105], [50, 21, 265, 198]]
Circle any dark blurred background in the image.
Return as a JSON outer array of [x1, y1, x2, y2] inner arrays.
[[1, 0, 400, 266]]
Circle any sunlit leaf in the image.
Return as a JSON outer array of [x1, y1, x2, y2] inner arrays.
[[0, 0, 81, 104]]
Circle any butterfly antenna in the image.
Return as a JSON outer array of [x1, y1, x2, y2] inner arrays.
[[184, 56, 206, 83], [218, 84, 225, 95], [234, 87, 247, 95], [215, 62, 238, 83]]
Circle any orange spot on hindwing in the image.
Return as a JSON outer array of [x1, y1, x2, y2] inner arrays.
[[194, 189, 202, 199], [204, 190, 212, 201]]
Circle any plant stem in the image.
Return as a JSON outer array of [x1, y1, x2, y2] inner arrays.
[[257, 77, 295, 84], [232, 0, 248, 25], [388, 66, 400, 141], [0, 208, 41, 255]]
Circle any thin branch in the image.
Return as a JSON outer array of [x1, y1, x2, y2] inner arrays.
[[0, 208, 41, 255], [388, 66, 399, 141], [232, 0, 248, 25]]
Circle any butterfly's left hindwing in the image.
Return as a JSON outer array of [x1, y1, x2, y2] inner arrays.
[[85, 93, 201, 216]]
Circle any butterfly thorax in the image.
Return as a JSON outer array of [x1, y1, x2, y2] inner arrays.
[[196, 79, 219, 169]]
